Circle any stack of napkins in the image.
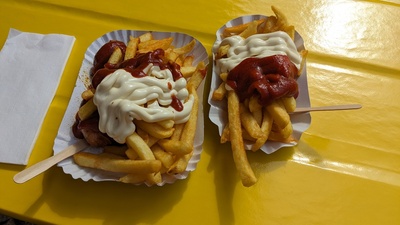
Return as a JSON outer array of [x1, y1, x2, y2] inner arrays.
[[0, 28, 75, 165]]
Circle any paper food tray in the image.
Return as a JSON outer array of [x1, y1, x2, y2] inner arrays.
[[53, 30, 209, 186], [208, 15, 311, 154]]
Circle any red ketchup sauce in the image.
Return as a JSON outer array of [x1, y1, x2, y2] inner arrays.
[[91, 48, 184, 89], [226, 55, 299, 106], [170, 95, 184, 112], [91, 40, 127, 76]]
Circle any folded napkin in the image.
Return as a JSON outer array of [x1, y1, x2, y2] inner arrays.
[[0, 28, 75, 165]]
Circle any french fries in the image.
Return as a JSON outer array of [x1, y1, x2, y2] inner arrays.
[[73, 152, 161, 174], [227, 91, 257, 187], [73, 32, 206, 185], [212, 6, 308, 186], [77, 98, 97, 121], [168, 85, 199, 174]]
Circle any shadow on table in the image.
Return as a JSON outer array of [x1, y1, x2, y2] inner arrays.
[[23, 168, 188, 225], [204, 121, 296, 225], [0, 214, 35, 225]]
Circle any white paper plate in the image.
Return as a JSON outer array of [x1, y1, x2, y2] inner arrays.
[[208, 15, 311, 154], [53, 30, 209, 186]]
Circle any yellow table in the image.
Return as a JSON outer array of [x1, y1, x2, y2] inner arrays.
[[1, 0, 400, 224]]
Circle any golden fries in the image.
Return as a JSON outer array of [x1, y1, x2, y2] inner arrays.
[[77, 98, 96, 121], [107, 47, 123, 65], [168, 85, 199, 174], [134, 119, 175, 139], [138, 37, 173, 53], [266, 100, 291, 129], [251, 108, 273, 151], [124, 36, 139, 60], [240, 103, 263, 139], [73, 32, 206, 185], [73, 152, 161, 174], [81, 89, 94, 101], [157, 139, 192, 156], [212, 6, 307, 186], [227, 91, 257, 187]]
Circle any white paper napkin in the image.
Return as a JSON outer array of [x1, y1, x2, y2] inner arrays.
[[0, 28, 75, 165]]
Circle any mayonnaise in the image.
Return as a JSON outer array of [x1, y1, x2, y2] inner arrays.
[[93, 66, 194, 144], [217, 31, 302, 73]]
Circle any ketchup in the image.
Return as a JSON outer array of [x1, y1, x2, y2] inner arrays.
[[226, 55, 299, 106], [170, 94, 184, 112], [91, 48, 184, 88], [122, 49, 183, 80], [91, 68, 116, 89], [91, 40, 126, 76]]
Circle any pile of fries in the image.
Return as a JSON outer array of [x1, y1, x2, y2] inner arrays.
[[211, 6, 308, 187], [74, 32, 207, 185]]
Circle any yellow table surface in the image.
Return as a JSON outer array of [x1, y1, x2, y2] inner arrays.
[[1, 0, 400, 224]]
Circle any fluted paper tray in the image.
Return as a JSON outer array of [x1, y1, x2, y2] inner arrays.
[[208, 15, 311, 154], [53, 30, 209, 186]]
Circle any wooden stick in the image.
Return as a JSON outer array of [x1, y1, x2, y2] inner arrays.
[[293, 104, 362, 113], [13, 140, 89, 184]]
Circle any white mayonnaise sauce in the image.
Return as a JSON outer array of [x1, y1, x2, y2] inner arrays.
[[217, 31, 302, 73], [93, 66, 194, 144]]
